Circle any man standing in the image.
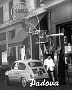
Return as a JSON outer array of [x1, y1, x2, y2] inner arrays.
[[44, 55, 55, 82]]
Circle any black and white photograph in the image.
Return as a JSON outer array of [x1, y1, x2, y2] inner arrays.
[[0, 0, 72, 90]]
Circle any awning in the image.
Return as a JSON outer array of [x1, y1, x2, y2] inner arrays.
[[8, 29, 28, 47], [25, 12, 46, 30]]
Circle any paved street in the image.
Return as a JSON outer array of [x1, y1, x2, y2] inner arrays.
[[0, 70, 72, 90], [0, 78, 72, 90], [0, 71, 72, 90]]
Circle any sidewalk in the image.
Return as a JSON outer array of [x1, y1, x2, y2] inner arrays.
[[66, 71, 72, 86]]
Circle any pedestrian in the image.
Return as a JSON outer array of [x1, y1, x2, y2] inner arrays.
[[44, 55, 55, 82], [65, 56, 69, 82]]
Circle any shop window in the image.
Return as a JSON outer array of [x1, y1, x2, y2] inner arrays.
[[0, 6, 3, 24], [9, 0, 13, 20]]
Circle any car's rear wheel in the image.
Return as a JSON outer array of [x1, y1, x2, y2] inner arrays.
[[21, 77, 27, 87], [4, 76, 10, 85]]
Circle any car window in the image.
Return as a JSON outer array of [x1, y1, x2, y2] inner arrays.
[[11, 62, 18, 70], [18, 63, 26, 70], [28, 62, 43, 67]]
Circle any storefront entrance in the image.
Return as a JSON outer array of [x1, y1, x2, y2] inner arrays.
[[56, 21, 72, 72]]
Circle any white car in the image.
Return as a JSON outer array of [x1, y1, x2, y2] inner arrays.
[[4, 59, 49, 87]]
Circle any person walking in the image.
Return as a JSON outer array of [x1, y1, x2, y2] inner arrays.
[[65, 56, 69, 82], [44, 55, 55, 82]]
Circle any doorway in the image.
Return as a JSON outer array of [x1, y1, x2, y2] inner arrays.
[[56, 21, 72, 84], [56, 21, 72, 65]]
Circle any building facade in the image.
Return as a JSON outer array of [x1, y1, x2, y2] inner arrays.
[[0, 0, 43, 66], [0, 0, 72, 67]]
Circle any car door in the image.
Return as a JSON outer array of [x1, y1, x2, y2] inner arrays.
[[15, 63, 28, 81], [8, 62, 19, 81]]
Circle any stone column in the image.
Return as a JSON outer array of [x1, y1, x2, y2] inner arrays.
[[16, 46, 18, 60], [6, 31, 9, 57]]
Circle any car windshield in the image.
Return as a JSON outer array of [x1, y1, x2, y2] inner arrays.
[[28, 62, 43, 67]]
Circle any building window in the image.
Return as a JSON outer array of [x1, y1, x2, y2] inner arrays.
[[9, 30, 15, 40], [11, 30, 15, 39], [9, 0, 13, 20], [0, 32, 6, 41], [0, 6, 3, 24]]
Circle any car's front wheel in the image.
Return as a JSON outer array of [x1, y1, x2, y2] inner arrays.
[[4, 76, 10, 85], [21, 77, 27, 87]]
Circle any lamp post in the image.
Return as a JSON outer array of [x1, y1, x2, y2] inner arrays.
[[29, 28, 32, 59], [36, 15, 41, 60]]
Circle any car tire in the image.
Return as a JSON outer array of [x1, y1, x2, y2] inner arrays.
[[21, 77, 27, 87], [4, 76, 10, 85]]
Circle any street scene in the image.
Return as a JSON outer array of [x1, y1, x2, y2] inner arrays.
[[0, 0, 72, 90]]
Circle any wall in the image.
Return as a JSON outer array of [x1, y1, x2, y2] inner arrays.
[[51, 2, 72, 48], [51, 2, 72, 24], [13, 0, 20, 5], [26, 0, 40, 11], [3, 2, 9, 22]]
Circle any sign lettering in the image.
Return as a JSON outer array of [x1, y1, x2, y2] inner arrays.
[[11, 2, 28, 21]]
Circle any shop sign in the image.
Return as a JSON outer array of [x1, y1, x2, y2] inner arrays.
[[11, 2, 28, 21], [65, 45, 72, 54]]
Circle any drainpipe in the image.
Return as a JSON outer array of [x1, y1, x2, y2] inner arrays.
[[29, 28, 32, 59]]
